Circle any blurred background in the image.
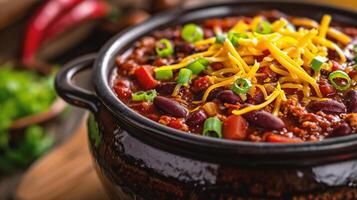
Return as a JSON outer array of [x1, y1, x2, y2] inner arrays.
[[0, 0, 355, 200]]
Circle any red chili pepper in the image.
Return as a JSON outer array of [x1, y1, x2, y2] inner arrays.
[[134, 66, 158, 90], [44, 0, 110, 41], [22, 0, 85, 65]]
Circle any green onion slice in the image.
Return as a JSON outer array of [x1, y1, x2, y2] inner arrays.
[[181, 23, 204, 43], [144, 90, 157, 101], [255, 21, 272, 34], [215, 34, 226, 44], [132, 91, 146, 101], [187, 58, 209, 75], [155, 39, 174, 57], [328, 70, 351, 91], [177, 68, 192, 85], [203, 117, 222, 138], [227, 32, 248, 47], [231, 78, 252, 94], [131, 90, 157, 101], [155, 69, 173, 80], [310, 56, 327, 72]]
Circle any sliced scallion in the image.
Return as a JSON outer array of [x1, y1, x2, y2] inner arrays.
[[155, 69, 173, 80], [227, 31, 248, 47], [187, 58, 209, 75], [231, 78, 252, 94], [177, 68, 192, 85], [203, 117, 222, 138], [215, 34, 226, 44], [310, 56, 327, 72], [328, 70, 351, 91], [181, 23, 204, 43], [131, 90, 157, 101], [155, 39, 174, 57], [131, 91, 146, 101], [144, 90, 157, 101], [255, 21, 272, 34]]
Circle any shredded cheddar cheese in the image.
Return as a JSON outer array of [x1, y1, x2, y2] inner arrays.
[[154, 14, 352, 115]]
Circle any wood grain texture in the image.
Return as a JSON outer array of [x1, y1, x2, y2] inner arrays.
[[15, 116, 109, 200]]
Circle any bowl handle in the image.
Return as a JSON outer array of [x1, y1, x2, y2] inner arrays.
[[55, 54, 99, 113]]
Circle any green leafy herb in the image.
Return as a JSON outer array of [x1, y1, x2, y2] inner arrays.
[[0, 65, 56, 175]]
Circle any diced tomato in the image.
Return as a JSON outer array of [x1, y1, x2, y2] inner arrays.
[[318, 79, 336, 97], [169, 119, 188, 131], [114, 79, 132, 98], [266, 133, 303, 143], [192, 76, 212, 93], [223, 115, 248, 140], [331, 61, 345, 71], [134, 65, 158, 90], [114, 86, 132, 98]]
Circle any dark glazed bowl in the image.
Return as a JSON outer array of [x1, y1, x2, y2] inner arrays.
[[55, 1, 357, 199]]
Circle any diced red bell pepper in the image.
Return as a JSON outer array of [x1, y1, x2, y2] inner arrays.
[[134, 66, 158, 90]]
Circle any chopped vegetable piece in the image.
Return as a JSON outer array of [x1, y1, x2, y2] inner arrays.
[[328, 70, 351, 91], [310, 56, 327, 72], [187, 58, 209, 75], [132, 91, 146, 101], [0, 66, 55, 174], [155, 69, 173, 80], [203, 117, 222, 138], [227, 31, 248, 47], [231, 78, 252, 94], [132, 90, 157, 101], [255, 20, 272, 34], [223, 115, 248, 140], [177, 68, 192, 85], [135, 66, 158, 90], [155, 39, 174, 57], [215, 34, 226, 44], [145, 90, 157, 101], [181, 23, 204, 43]]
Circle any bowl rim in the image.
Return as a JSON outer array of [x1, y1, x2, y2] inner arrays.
[[93, 0, 357, 160]]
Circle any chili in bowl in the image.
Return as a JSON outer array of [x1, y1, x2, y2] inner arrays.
[[55, 1, 357, 199], [112, 11, 357, 142]]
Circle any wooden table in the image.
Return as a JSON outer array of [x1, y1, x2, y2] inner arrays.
[[16, 116, 109, 200]]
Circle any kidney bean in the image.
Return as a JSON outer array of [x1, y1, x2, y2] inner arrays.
[[217, 90, 242, 104], [247, 91, 265, 104], [186, 110, 207, 126], [306, 100, 346, 114], [243, 110, 285, 130], [153, 96, 188, 117], [174, 42, 194, 54], [333, 123, 352, 136], [223, 115, 248, 140], [345, 90, 357, 113], [156, 82, 177, 94]]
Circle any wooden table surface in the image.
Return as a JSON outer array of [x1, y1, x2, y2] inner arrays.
[[14, 1, 357, 200], [15, 116, 109, 200]]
